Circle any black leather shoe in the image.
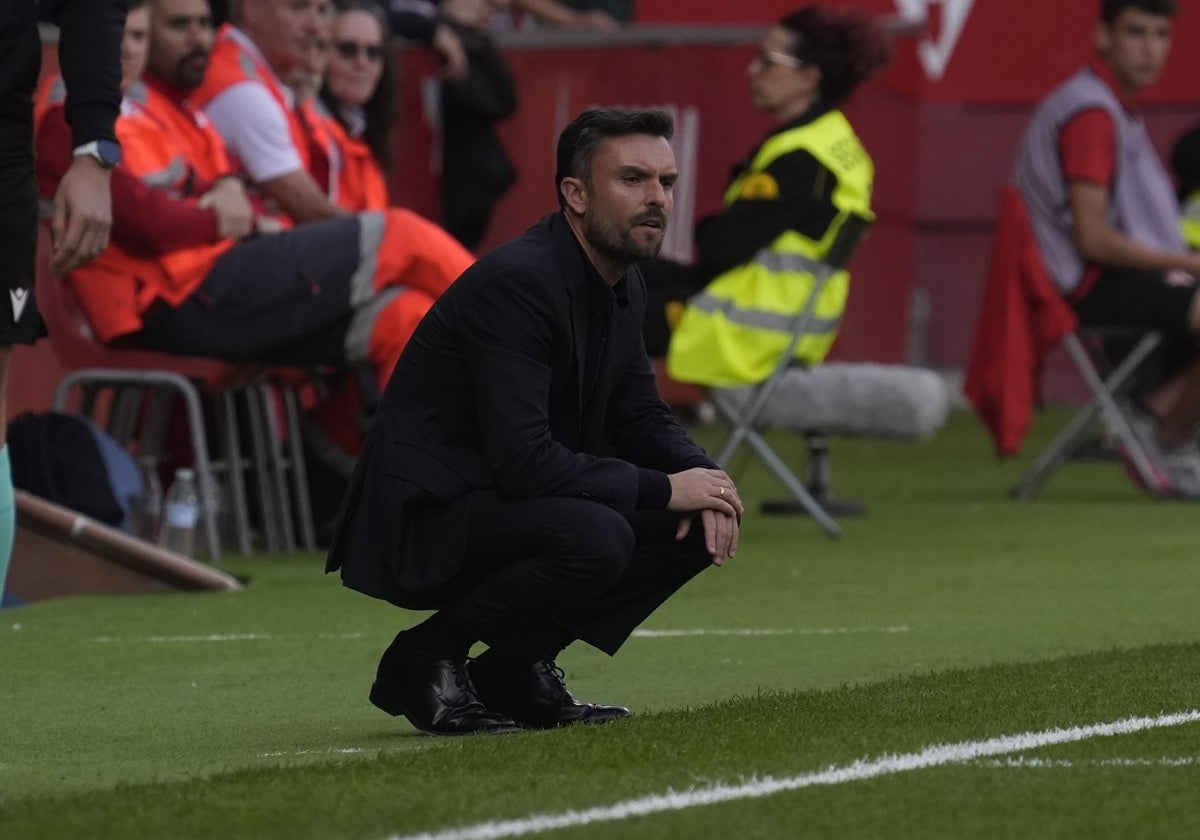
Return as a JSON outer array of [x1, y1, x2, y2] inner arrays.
[[468, 656, 632, 729], [370, 650, 519, 736]]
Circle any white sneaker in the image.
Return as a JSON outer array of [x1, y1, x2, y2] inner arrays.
[[1114, 398, 1173, 495]]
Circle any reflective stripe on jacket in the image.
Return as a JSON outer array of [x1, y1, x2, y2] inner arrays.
[[667, 109, 873, 387]]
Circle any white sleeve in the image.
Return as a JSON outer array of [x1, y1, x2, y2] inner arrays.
[[203, 81, 304, 183]]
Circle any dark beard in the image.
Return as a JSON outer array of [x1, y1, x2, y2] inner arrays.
[[584, 212, 666, 265]]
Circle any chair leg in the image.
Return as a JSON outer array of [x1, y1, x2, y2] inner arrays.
[[1012, 332, 1164, 499], [214, 390, 253, 557], [280, 386, 316, 551], [761, 433, 867, 517], [243, 387, 284, 552]]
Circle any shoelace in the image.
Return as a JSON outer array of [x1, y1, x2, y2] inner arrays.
[[536, 661, 569, 701]]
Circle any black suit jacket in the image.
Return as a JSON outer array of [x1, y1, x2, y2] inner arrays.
[[326, 212, 716, 608]]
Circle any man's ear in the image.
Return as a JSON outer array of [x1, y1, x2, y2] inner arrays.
[[1094, 20, 1112, 55], [559, 177, 589, 215]]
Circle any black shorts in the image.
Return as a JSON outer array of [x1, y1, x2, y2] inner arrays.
[[1072, 267, 1200, 388], [1, 0, 47, 345]]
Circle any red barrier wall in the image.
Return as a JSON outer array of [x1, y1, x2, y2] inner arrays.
[[16, 2, 1200, 422]]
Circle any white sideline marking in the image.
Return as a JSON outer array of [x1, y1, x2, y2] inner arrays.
[[382, 709, 1200, 840], [259, 747, 365, 758], [92, 632, 365, 643], [633, 625, 909, 638], [93, 633, 272, 643], [975, 755, 1199, 768]]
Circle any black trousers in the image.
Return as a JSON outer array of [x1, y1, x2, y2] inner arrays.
[[138, 215, 370, 367], [441, 492, 713, 658]]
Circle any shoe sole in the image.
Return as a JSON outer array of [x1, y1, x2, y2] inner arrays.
[[369, 680, 520, 737]]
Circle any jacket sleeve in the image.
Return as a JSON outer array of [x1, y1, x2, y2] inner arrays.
[[694, 147, 833, 282], [42, 0, 125, 148], [455, 266, 646, 511]]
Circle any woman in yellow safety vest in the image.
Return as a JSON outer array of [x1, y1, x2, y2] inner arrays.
[[1171, 120, 1200, 251], [653, 6, 890, 387]]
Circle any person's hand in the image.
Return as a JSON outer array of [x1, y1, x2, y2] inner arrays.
[[575, 10, 619, 30], [675, 508, 740, 565], [441, 0, 491, 30], [432, 23, 469, 81], [255, 215, 287, 235], [198, 177, 255, 240], [50, 156, 113, 276], [666, 466, 744, 517]]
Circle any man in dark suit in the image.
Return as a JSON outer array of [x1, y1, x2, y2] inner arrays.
[[327, 107, 744, 736]]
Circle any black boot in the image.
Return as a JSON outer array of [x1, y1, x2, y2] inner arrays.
[[370, 636, 519, 736], [468, 655, 631, 729]]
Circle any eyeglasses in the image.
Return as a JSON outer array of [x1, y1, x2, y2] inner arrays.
[[753, 49, 804, 70], [334, 41, 383, 62]]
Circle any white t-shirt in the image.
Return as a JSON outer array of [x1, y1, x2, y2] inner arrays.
[[202, 32, 304, 184]]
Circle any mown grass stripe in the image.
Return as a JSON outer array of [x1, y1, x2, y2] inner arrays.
[[386, 710, 1200, 840]]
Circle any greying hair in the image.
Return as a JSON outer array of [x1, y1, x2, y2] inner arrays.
[[554, 108, 674, 208]]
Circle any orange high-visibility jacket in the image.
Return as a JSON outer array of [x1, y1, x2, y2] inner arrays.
[[67, 83, 235, 341]]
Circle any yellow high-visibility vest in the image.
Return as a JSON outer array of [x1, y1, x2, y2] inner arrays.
[[667, 110, 874, 387], [1183, 190, 1200, 250]]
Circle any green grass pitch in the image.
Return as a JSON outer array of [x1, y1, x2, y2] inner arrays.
[[2, 408, 1198, 839]]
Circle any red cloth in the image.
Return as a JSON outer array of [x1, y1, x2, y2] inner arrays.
[[964, 186, 1080, 457]]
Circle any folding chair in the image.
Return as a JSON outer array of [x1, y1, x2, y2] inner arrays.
[[703, 216, 875, 539], [35, 228, 317, 558], [964, 186, 1167, 498], [1011, 326, 1164, 499]]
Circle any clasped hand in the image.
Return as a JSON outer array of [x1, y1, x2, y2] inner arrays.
[[667, 467, 743, 566]]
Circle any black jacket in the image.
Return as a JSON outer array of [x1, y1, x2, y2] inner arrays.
[[326, 212, 715, 608]]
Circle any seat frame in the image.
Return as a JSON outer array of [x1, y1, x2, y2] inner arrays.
[[1011, 326, 1165, 499], [709, 259, 843, 538]]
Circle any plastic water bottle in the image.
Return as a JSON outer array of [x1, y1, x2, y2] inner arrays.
[[130, 456, 162, 541], [159, 467, 201, 557]]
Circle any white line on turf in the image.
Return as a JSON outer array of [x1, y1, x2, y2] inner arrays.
[[974, 755, 1199, 768], [93, 633, 272, 643], [381, 709, 1200, 840], [632, 625, 910, 637]]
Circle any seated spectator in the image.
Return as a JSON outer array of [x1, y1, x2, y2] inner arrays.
[[646, 6, 890, 388], [437, 0, 518, 249], [33, 0, 151, 132], [36, 0, 472, 396], [1170, 119, 1200, 250], [319, 0, 396, 212], [1009, 0, 1200, 494], [192, 0, 351, 222]]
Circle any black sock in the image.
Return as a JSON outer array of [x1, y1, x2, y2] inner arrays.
[[392, 612, 475, 662]]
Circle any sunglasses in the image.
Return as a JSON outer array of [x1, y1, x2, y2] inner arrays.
[[334, 41, 383, 62], [754, 49, 805, 70]]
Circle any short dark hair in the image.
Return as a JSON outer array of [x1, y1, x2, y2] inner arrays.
[[1101, 0, 1177, 22], [554, 108, 674, 208]]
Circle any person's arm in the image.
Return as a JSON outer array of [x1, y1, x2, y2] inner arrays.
[[257, 170, 345, 223], [511, 0, 619, 30], [37, 106, 221, 254], [41, 0, 126, 275], [383, 0, 468, 80], [694, 148, 831, 281], [1061, 108, 1200, 276], [203, 82, 345, 223]]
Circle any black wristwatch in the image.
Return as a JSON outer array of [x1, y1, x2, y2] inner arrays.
[[72, 139, 122, 169]]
